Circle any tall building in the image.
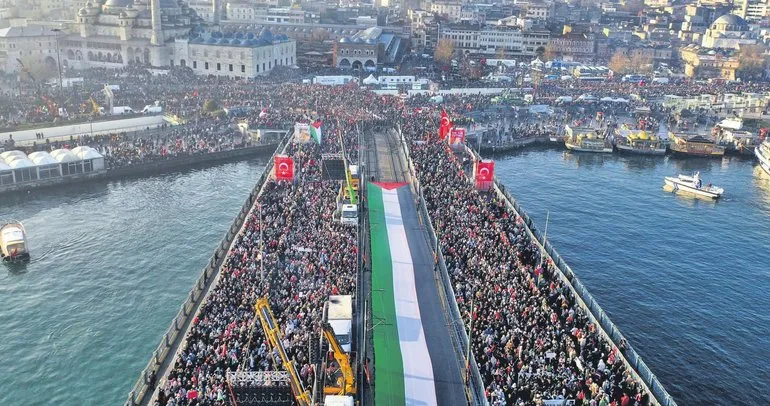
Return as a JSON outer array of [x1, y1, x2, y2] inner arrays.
[[60, 0, 205, 69], [734, 0, 770, 22]]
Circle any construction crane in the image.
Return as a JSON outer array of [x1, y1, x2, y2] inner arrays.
[[254, 297, 313, 406], [16, 58, 35, 82], [88, 97, 102, 116], [321, 322, 356, 396]]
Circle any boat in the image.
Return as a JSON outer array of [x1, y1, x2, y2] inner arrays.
[[1, 221, 29, 262], [756, 139, 770, 176], [564, 125, 613, 153], [615, 129, 667, 156], [669, 133, 725, 158], [664, 172, 724, 199]]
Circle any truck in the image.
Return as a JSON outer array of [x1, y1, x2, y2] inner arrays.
[[340, 204, 358, 226], [141, 102, 163, 114], [325, 295, 353, 353], [324, 395, 354, 406], [100, 106, 134, 115]]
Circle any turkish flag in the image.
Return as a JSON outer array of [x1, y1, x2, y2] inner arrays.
[[476, 160, 495, 182], [439, 109, 452, 140], [274, 155, 294, 181]]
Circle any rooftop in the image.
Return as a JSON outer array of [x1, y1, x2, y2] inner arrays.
[[0, 25, 58, 38]]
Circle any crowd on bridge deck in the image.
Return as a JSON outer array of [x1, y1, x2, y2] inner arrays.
[[402, 115, 649, 406], [153, 88, 397, 405]]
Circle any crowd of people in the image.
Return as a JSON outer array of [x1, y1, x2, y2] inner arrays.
[[154, 87, 398, 405], [403, 115, 649, 405]]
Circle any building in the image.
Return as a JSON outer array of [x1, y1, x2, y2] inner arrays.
[[734, 0, 770, 22], [333, 26, 403, 69], [60, 0, 205, 69], [225, 3, 305, 24], [520, 1, 552, 22], [173, 29, 296, 77], [701, 14, 756, 49], [0, 23, 60, 74], [0, 147, 105, 191], [439, 24, 551, 57], [680, 44, 740, 80], [546, 32, 595, 61]]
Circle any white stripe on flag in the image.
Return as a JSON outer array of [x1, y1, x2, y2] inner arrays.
[[382, 187, 438, 406]]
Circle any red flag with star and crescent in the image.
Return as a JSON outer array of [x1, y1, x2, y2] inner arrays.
[[439, 109, 452, 140], [274, 155, 294, 181], [476, 159, 495, 191]]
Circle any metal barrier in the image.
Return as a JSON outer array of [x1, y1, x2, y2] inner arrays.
[[396, 125, 488, 406], [461, 143, 677, 406], [124, 129, 293, 406]]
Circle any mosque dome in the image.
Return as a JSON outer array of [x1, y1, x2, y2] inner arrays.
[[104, 0, 132, 7], [711, 14, 749, 32]]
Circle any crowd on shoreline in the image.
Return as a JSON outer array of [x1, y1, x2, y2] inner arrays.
[[404, 115, 649, 406]]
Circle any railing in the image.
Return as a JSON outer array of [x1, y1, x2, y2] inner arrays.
[[464, 143, 677, 406], [396, 124, 488, 406], [124, 129, 293, 406]]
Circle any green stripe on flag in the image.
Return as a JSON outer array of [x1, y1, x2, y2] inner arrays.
[[369, 183, 406, 406]]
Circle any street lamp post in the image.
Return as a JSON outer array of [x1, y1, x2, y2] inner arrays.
[[51, 29, 64, 98]]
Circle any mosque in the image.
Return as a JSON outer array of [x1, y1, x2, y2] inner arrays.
[[701, 14, 756, 50], [53, 0, 295, 77]]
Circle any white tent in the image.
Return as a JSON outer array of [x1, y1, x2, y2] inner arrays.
[[0, 150, 27, 163], [363, 74, 379, 85], [28, 151, 58, 166], [51, 148, 79, 163], [6, 156, 34, 169], [72, 146, 103, 160], [0, 161, 11, 171]]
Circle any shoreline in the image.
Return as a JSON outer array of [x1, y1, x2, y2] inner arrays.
[[0, 143, 279, 196]]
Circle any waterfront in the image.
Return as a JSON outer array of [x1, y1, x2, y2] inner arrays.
[[0, 158, 266, 405], [494, 148, 770, 405]]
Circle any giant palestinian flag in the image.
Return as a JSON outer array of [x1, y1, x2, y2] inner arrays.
[[368, 182, 466, 405]]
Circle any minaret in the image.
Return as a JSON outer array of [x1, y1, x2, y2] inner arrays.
[[212, 0, 220, 25], [150, 0, 163, 45]]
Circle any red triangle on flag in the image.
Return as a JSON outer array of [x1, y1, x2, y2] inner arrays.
[[371, 182, 408, 190]]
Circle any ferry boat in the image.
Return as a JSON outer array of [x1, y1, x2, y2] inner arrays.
[[755, 139, 770, 176], [614, 129, 667, 156], [1, 221, 29, 262], [669, 133, 725, 158], [564, 125, 613, 153], [664, 172, 724, 199]]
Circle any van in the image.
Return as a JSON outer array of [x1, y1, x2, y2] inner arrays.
[[340, 204, 358, 226], [326, 295, 353, 352]]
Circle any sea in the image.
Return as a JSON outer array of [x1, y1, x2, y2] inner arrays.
[[0, 158, 267, 406], [1, 150, 768, 405], [494, 148, 770, 405]]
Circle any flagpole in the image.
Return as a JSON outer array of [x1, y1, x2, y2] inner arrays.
[[538, 211, 550, 283]]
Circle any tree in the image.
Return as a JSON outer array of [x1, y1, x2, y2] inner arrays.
[[737, 44, 767, 80], [607, 50, 632, 75], [543, 44, 559, 62], [630, 53, 654, 74], [202, 99, 219, 114], [434, 38, 455, 65]]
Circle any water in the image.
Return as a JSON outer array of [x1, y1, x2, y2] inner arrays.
[[494, 148, 770, 405], [0, 158, 266, 406]]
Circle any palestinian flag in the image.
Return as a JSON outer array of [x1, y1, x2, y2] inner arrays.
[[310, 120, 322, 144], [368, 182, 466, 405]]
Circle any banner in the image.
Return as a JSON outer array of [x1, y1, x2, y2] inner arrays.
[[274, 155, 294, 181], [449, 127, 466, 145], [294, 123, 311, 143], [475, 159, 494, 191]]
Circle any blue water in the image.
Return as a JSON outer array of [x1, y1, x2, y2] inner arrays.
[[0, 158, 266, 406], [495, 149, 770, 405]]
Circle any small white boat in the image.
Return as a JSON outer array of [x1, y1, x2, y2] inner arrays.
[[664, 172, 724, 199], [1, 221, 29, 262]]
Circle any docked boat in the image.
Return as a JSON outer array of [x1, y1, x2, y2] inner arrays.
[[669, 133, 725, 158], [615, 129, 667, 156], [564, 125, 613, 153], [1, 221, 29, 262], [756, 139, 770, 176], [664, 172, 724, 199]]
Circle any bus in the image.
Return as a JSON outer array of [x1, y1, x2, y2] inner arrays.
[[622, 74, 649, 83]]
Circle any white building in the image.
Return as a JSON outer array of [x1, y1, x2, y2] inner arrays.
[[701, 14, 756, 49], [225, 3, 305, 24], [734, 0, 770, 22], [439, 24, 551, 57], [61, 0, 205, 69], [0, 147, 105, 188], [0, 23, 60, 74], [173, 29, 296, 78]]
